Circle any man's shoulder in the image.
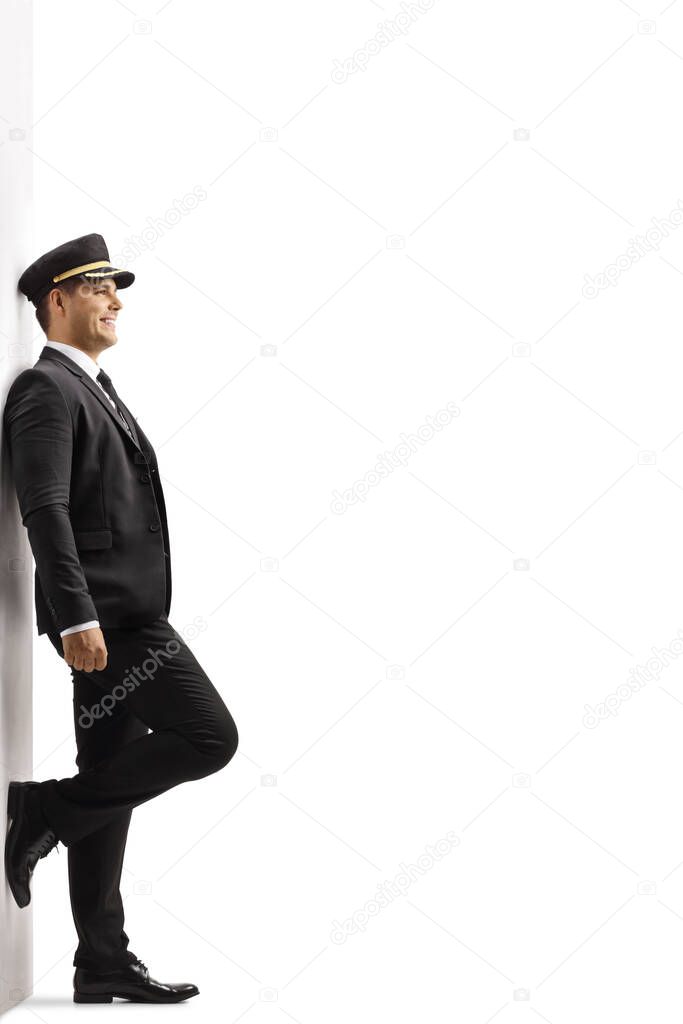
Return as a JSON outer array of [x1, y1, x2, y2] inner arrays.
[[8, 359, 60, 388], [10, 349, 80, 389], [4, 358, 72, 418]]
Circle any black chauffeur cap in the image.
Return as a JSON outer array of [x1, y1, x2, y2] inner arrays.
[[18, 233, 135, 307]]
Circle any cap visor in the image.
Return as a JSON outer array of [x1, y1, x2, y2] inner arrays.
[[82, 266, 135, 289]]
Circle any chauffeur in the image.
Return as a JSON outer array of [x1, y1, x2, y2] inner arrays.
[[3, 233, 239, 1005]]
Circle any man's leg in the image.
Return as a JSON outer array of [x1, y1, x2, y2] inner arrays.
[[67, 809, 139, 972], [46, 629, 149, 971], [38, 614, 238, 850]]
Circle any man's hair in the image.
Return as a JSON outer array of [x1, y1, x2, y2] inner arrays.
[[35, 274, 91, 335]]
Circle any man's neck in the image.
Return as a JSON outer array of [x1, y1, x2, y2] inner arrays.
[[47, 338, 102, 361], [45, 339, 102, 377]]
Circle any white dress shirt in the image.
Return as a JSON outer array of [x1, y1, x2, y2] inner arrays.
[[44, 340, 115, 638]]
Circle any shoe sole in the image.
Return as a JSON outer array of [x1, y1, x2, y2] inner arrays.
[[74, 989, 199, 1004], [5, 783, 29, 909]]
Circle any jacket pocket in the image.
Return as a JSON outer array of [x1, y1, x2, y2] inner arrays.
[[73, 528, 112, 551]]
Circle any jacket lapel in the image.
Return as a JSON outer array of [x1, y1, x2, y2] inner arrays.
[[114, 395, 140, 448], [38, 346, 142, 452], [78, 373, 142, 451]]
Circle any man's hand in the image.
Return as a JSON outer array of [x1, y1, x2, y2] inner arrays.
[[62, 627, 108, 673]]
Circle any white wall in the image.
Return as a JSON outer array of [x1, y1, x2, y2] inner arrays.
[[0, 0, 34, 1013]]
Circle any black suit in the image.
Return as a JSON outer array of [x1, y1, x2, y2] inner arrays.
[[3, 344, 238, 972], [3, 344, 171, 635]]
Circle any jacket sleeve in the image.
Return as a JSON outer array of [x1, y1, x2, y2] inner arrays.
[[3, 369, 99, 630]]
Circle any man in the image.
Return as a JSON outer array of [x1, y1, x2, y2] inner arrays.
[[3, 233, 239, 1005]]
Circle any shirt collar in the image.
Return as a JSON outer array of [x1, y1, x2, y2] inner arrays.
[[44, 340, 101, 382]]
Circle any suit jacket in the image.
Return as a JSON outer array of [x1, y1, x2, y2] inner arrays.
[[3, 344, 171, 635]]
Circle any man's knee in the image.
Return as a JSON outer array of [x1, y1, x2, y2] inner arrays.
[[215, 718, 239, 769], [201, 717, 239, 773]]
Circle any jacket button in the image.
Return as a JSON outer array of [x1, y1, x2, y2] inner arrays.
[[149, 522, 160, 532], [139, 471, 151, 483]]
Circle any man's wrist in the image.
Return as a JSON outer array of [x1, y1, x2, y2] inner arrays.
[[59, 620, 100, 638]]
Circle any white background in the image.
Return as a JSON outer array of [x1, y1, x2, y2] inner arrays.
[[20, 0, 683, 1019]]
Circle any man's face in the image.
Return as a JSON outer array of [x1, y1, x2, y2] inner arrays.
[[54, 277, 123, 353]]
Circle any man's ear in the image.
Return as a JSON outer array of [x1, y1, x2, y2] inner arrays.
[[52, 289, 65, 316]]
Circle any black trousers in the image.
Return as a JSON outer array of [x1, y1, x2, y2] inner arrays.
[[40, 612, 238, 972]]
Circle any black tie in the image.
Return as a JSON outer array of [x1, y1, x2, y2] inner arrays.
[[96, 369, 135, 441]]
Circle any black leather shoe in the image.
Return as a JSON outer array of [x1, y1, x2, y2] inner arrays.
[[5, 781, 59, 908], [73, 958, 199, 1003]]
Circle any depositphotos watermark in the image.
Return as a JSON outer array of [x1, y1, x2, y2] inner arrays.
[[582, 198, 683, 298], [331, 400, 460, 514], [331, 0, 437, 83], [77, 616, 208, 729], [109, 185, 207, 267], [330, 829, 460, 943], [582, 627, 683, 729]]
